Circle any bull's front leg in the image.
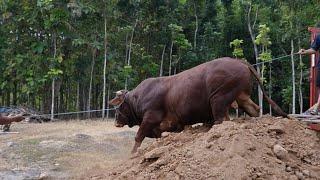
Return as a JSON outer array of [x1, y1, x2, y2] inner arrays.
[[132, 110, 163, 154]]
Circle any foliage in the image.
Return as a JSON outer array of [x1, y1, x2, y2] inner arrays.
[[230, 39, 244, 58], [0, 0, 319, 114]]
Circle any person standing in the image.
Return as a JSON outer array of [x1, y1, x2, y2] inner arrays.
[[299, 34, 320, 114]]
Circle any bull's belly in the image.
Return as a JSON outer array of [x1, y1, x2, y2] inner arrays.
[[159, 110, 212, 132], [182, 113, 212, 125]]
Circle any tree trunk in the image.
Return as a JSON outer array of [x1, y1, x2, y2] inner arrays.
[[246, 3, 262, 116], [51, 33, 57, 121], [193, 1, 198, 50], [269, 63, 272, 115], [102, 12, 108, 119], [291, 39, 296, 114], [125, 19, 138, 90], [6, 92, 10, 106], [169, 41, 173, 76], [76, 81, 80, 120], [82, 85, 86, 119], [125, 33, 129, 64], [298, 38, 303, 114], [87, 48, 96, 119], [160, 44, 166, 77], [106, 85, 110, 119], [13, 81, 17, 105], [58, 86, 61, 113]]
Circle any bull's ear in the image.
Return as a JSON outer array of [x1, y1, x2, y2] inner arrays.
[[108, 97, 123, 106]]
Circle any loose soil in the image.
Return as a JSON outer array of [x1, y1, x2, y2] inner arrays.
[[108, 116, 320, 180]]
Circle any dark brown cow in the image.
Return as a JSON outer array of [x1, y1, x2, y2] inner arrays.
[[0, 115, 25, 125], [109, 57, 287, 153], [0, 115, 25, 132]]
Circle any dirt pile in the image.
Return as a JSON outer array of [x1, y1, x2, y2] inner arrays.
[[108, 116, 320, 180]]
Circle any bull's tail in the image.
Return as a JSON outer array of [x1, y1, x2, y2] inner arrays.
[[242, 60, 288, 117]]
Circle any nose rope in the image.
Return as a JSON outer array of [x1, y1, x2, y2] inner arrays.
[[252, 53, 299, 66]]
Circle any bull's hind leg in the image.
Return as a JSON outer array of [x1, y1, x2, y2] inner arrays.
[[236, 92, 260, 117], [210, 93, 235, 125]]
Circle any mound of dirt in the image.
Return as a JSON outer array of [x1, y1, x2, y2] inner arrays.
[[107, 116, 320, 180]]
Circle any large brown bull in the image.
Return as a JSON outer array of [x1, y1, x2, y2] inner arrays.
[[109, 57, 287, 153]]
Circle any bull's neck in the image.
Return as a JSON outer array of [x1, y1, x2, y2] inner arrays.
[[125, 94, 141, 125]]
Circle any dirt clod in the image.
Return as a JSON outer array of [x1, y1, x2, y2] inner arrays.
[[273, 144, 288, 159], [144, 146, 170, 160]]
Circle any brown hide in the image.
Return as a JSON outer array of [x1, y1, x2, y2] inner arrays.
[[110, 57, 287, 153], [0, 115, 25, 125]]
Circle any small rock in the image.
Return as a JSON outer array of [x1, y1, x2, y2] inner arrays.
[[302, 157, 311, 164], [161, 132, 170, 137], [268, 123, 285, 134], [248, 144, 256, 151], [295, 171, 304, 180], [219, 146, 225, 151], [304, 129, 314, 136], [289, 175, 298, 180], [7, 142, 17, 147], [286, 166, 292, 172], [139, 158, 146, 164], [144, 146, 169, 159], [240, 124, 248, 129], [166, 172, 179, 180], [39, 172, 49, 180], [205, 143, 212, 149], [191, 123, 202, 128], [185, 150, 193, 158], [156, 158, 168, 166], [302, 170, 310, 177], [74, 133, 92, 139], [273, 144, 288, 159], [207, 133, 221, 142]]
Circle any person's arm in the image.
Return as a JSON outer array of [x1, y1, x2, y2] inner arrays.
[[299, 34, 320, 55], [298, 48, 317, 55]]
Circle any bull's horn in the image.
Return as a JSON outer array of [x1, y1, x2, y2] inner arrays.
[[115, 90, 128, 96], [115, 91, 123, 96]]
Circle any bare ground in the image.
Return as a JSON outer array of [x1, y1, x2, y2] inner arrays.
[[0, 119, 149, 180]]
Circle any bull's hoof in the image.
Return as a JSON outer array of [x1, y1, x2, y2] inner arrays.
[[130, 152, 140, 159], [203, 123, 213, 128], [214, 120, 223, 125]]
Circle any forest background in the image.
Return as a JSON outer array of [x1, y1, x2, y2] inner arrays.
[[1, 0, 319, 119]]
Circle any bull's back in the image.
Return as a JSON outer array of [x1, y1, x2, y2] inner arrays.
[[166, 58, 251, 123]]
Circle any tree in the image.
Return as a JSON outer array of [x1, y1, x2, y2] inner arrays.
[[230, 39, 244, 59]]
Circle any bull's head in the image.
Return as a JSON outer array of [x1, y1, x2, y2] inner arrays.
[[109, 90, 133, 128]]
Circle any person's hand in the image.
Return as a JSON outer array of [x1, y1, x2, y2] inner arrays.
[[298, 49, 307, 55]]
